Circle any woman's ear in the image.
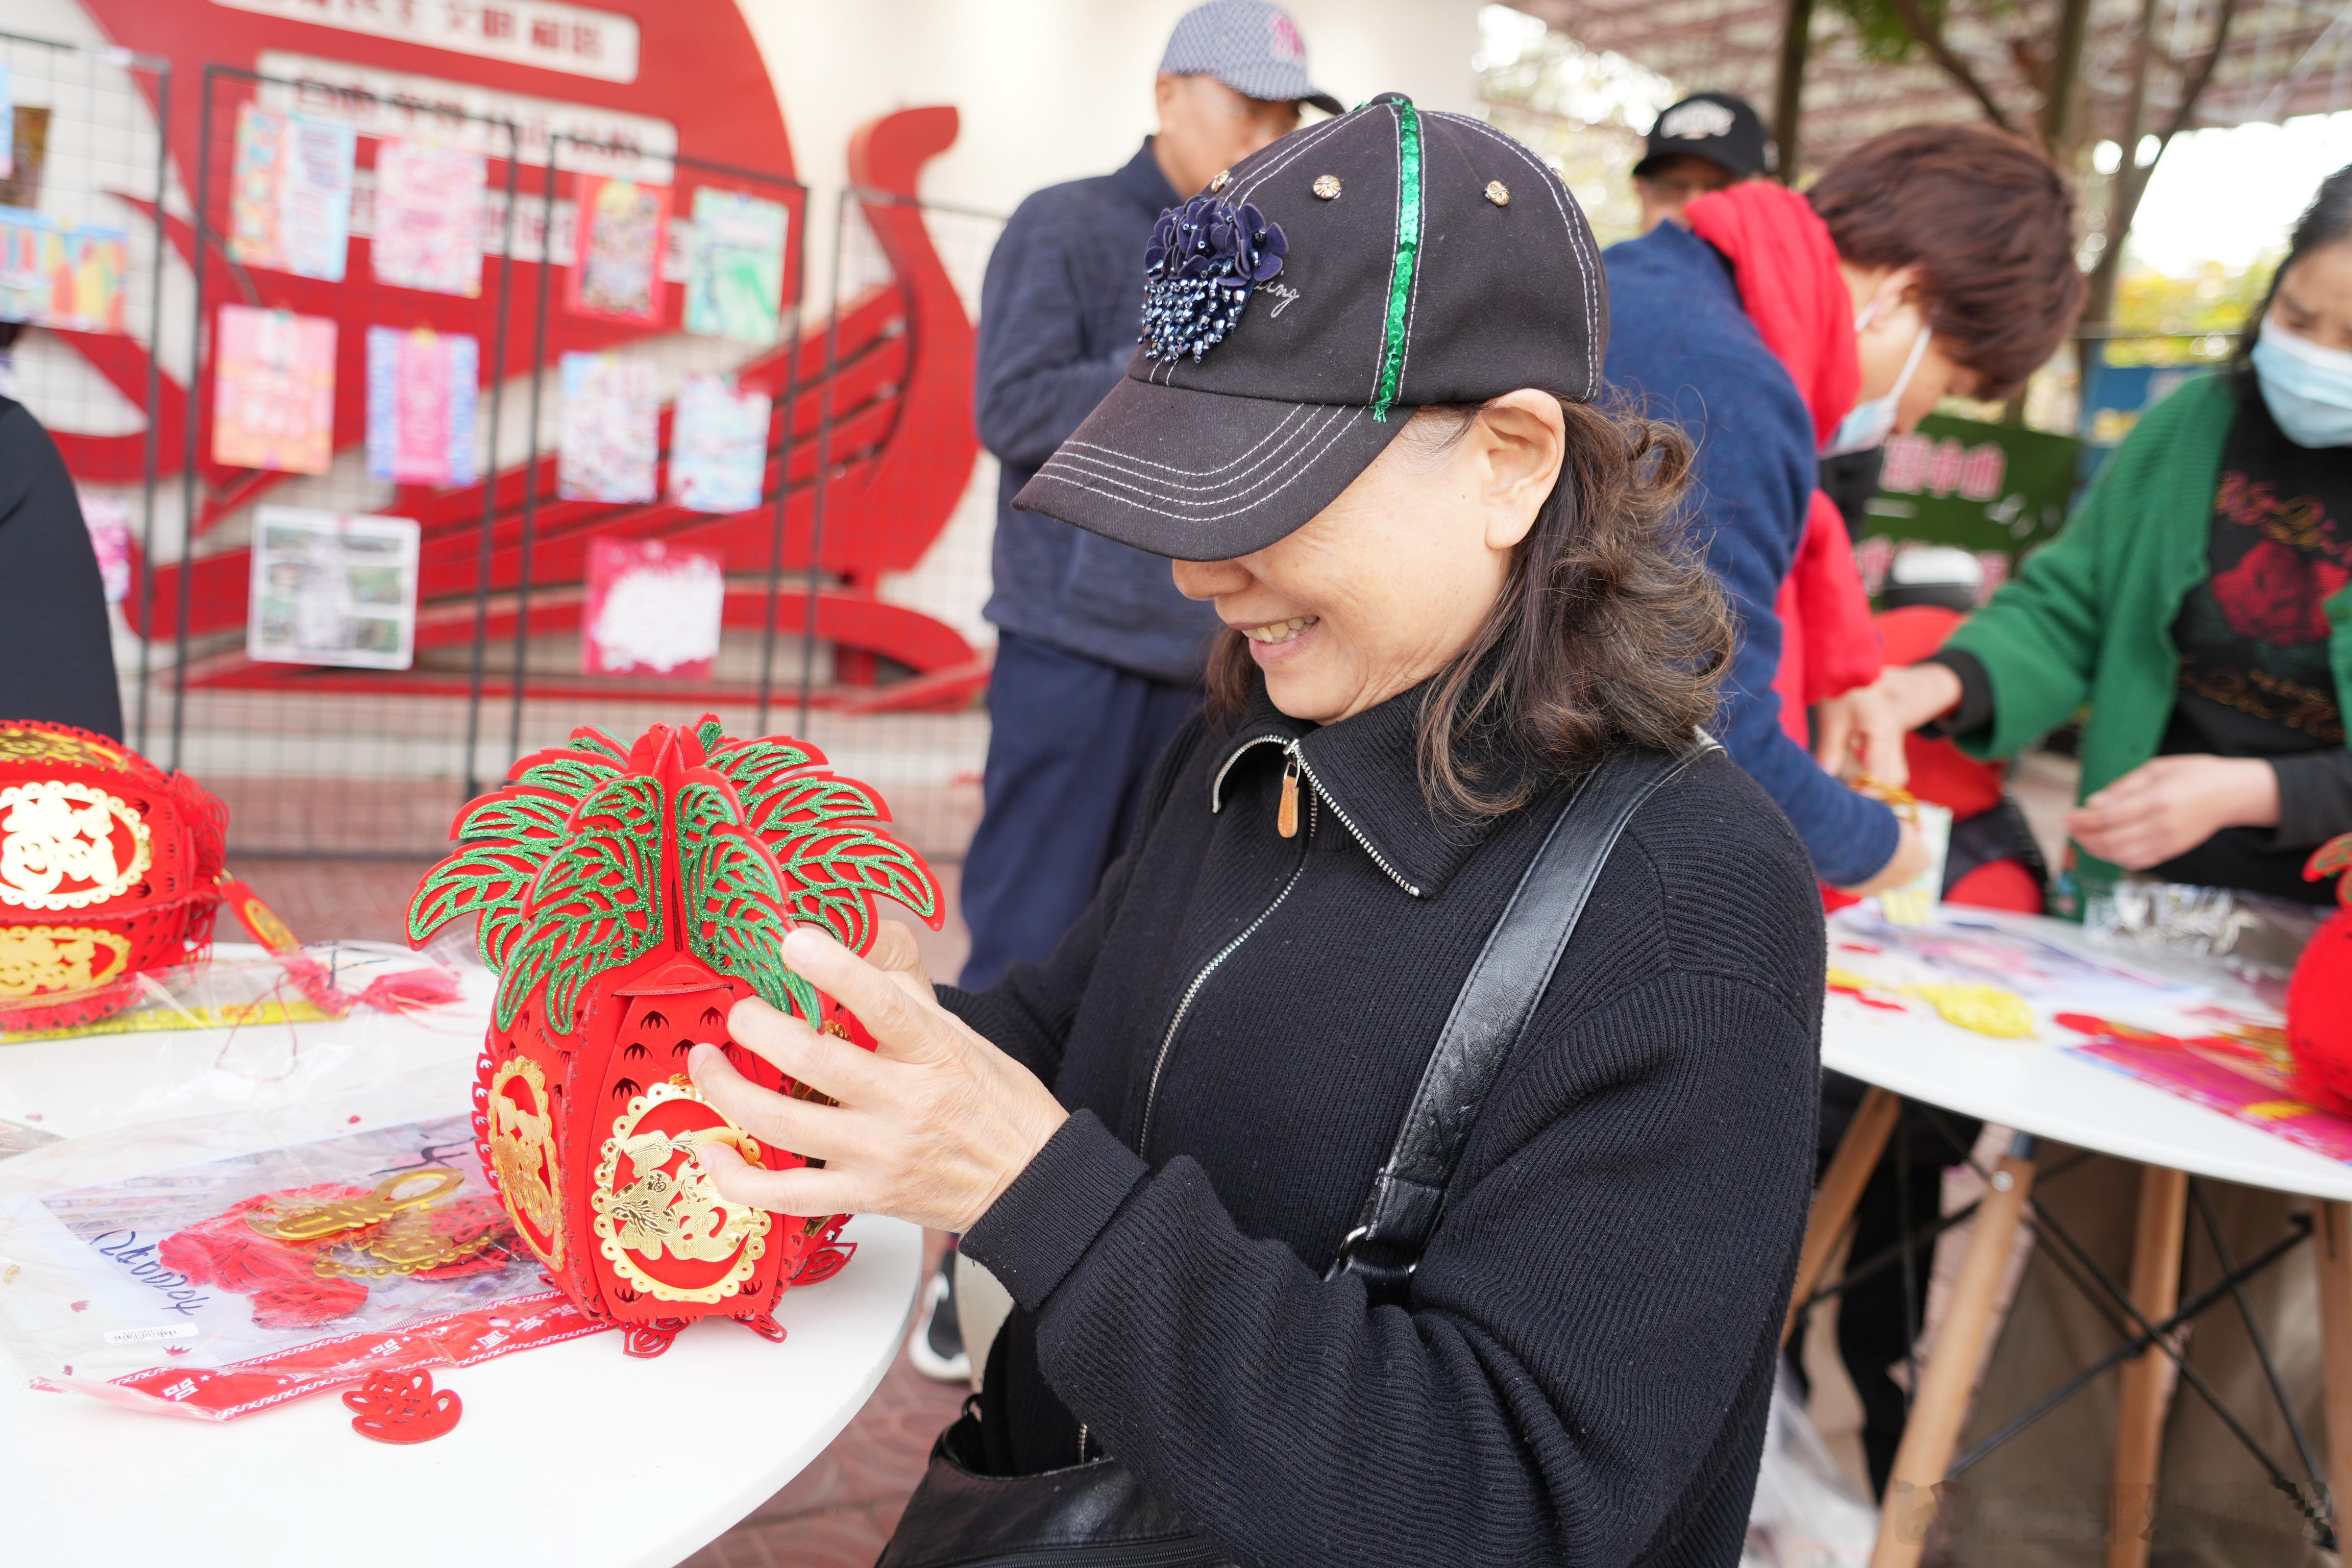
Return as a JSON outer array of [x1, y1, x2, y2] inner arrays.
[[1474, 390, 1566, 552]]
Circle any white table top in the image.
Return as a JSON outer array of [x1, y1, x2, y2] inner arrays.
[[0, 947, 922, 1568], [1823, 911, 2352, 1202]]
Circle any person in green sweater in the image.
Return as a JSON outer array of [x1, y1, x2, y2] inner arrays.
[[1834, 167, 2352, 909], [1829, 168, 2352, 1565]]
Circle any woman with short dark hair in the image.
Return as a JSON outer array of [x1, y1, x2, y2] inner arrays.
[[685, 97, 1824, 1567]]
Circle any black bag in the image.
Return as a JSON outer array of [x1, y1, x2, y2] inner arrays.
[[877, 738, 1721, 1568]]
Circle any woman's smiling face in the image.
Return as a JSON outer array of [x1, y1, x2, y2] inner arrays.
[[1170, 391, 1566, 725]]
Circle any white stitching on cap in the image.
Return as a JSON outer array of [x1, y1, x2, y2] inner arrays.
[[1057, 405, 1314, 477], [1232, 114, 1352, 206], [1431, 112, 1601, 400], [1049, 414, 1342, 498], [1033, 408, 1373, 515], [1043, 405, 1356, 499]]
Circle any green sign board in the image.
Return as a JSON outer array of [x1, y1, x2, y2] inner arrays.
[[1855, 413, 2082, 600]]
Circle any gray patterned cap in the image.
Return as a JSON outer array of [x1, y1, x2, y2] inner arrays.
[[1159, 0, 1344, 116]]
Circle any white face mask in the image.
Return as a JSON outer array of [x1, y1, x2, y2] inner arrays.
[[2251, 314, 2352, 448], [1823, 302, 1930, 458]]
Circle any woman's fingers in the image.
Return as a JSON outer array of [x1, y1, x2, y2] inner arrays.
[[696, 1141, 861, 1219], [724, 992, 885, 1102], [781, 926, 956, 1064], [687, 1042, 856, 1162], [866, 920, 934, 995]]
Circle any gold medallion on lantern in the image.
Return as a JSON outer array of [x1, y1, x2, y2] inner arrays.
[[0, 781, 153, 911], [591, 1080, 767, 1304], [487, 1056, 566, 1268], [0, 924, 133, 997]]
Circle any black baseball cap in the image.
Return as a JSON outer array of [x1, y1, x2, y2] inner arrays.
[[1014, 93, 1607, 562], [1634, 92, 1771, 182]]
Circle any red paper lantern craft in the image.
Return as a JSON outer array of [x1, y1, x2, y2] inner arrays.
[[0, 721, 227, 1028], [2288, 835, 2352, 1118], [407, 718, 943, 1357]]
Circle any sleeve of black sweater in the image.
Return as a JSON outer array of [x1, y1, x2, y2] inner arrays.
[[0, 399, 123, 739], [958, 817, 1824, 1568]]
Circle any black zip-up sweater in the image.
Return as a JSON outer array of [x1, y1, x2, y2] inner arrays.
[[945, 677, 1824, 1568]]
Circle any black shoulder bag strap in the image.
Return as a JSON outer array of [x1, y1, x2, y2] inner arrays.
[[1326, 731, 1723, 1306]]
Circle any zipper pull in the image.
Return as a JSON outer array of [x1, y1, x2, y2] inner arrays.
[[1277, 752, 1301, 839]]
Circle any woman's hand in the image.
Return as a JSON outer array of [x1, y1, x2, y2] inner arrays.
[[686, 923, 1070, 1234], [2064, 755, 2281, 870], [1813, 663, 1968, 786]]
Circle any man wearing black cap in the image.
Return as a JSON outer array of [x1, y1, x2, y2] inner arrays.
[[1633, 91, 1770, 234], [919, 0, 1342, 1387]]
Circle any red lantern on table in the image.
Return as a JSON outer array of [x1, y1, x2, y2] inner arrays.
[[2289, 835, 2352, 1117], [406, 718, 943, 1356], [0, 721, 227, 1030]]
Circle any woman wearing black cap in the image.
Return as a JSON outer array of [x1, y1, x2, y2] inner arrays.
[[687, 96, 1823, 1567]]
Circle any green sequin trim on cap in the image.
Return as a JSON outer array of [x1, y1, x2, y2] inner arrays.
[[1370, 99, 1424, 423]]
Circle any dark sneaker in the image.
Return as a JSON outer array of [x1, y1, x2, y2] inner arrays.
[[908, 1264, 970, 1383]]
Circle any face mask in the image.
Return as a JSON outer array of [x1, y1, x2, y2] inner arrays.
[[1823, 301, 1931, 458], [2252, 315, 2352, 448]]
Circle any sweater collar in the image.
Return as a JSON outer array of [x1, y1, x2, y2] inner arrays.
[[1117, 139, 1181, 218], [1207, 677, 1537, 899]]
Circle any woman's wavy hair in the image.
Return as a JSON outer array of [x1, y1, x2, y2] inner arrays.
[[1203, 398, 1733, 823]]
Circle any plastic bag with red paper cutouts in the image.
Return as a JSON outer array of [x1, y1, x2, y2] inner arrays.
[[0, 1076, 610, 1420]]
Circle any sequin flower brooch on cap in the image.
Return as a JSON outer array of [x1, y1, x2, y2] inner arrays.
[[1141, 194, 1288, 364]]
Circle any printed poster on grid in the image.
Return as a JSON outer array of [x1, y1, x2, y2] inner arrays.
[[247, 505, 422, 670]]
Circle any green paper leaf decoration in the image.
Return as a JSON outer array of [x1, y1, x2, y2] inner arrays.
[[408, 841, 544, 968], [705, 738, 817, 800], [495, 773, 666, 1035], [695, 716, 727, 753], [569, 726, 629, 763], [676, 779, 820, 1022]]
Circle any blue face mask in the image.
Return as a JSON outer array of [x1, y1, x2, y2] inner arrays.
[[1823, 309, 1930, 458], [2252, 315, 2352, 448]]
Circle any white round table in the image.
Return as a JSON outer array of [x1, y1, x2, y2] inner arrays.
[[1808, 911, 2352, 1568], [0, 946, 923, 1568]]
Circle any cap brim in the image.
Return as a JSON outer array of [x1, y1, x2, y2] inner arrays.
[[1014, 374, 1412, 561], [1305, 90, 1345, 116]]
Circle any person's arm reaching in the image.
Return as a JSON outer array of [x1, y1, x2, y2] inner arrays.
[[1672, 356, 1907, 889], [975, 194, 1134, 471]]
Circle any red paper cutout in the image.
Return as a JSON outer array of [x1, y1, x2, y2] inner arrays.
[[342, 1368, 461, 1443]]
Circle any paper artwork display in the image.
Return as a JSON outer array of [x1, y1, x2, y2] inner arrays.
[[0, 105, 48, 210], [668, 373, 770, 514], [247, 505, 420, 670], [0, 212, 128, 334], [685, 188, 786, 344], [365, 326, 480, 487], [568, 174, 669, 323], [228, 104, 355, 282], [582, 537, 726, 678], [77, 492, 132, 604], [211, 306, 337, 474], [371, 139, 484, 298], [556, 351, 657, 503]]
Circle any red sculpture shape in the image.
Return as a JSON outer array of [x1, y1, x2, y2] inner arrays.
[[0, 721, 227, 1029], [407, 717, 942, 1356]]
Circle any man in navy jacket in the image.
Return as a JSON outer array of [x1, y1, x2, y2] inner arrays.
[[965, 1, 1340, 991]]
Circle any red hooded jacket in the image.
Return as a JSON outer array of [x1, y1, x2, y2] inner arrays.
[[1684, 185, 1883, 742]]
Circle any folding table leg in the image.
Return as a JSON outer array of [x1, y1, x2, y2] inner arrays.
[[1784, 1084, 1902, 1348], [2106, 1165, 2188, 1568], [1870, 1133, 2039, 1568], [2317, 1200, 2352, 1549]]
